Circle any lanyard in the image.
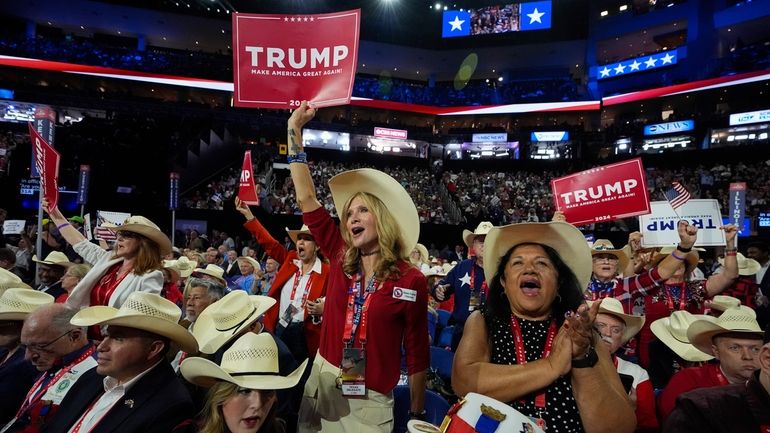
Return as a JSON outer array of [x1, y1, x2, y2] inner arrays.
[[70, 392, 110, 433], [664, 283, 687, 312], [714, 365, 730, 386], [342, 272, 378, 348], [16, 346, 97, 418], [510, 316, 557, 410], [288, 269, 311, 306], [469, 260, 488, 300]]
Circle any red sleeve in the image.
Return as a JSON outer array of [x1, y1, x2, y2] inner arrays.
[[404, 270, 430, 375], [303, 207, 345, 262], [634, 379, 659, 432], [243, 218, 289, 264]]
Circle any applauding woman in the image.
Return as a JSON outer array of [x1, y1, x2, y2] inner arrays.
[[287, 102, 429, 433]]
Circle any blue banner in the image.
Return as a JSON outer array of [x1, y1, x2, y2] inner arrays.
[[596, 49, 679, 80], [77, 165, 90, 205], [169, 172, 180, 211], [520, 1, 552, 31], [442, 10, 471, 38], [728, 182, 746, 234]]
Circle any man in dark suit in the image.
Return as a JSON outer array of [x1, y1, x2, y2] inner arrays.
[[40, 292, 199, 433]]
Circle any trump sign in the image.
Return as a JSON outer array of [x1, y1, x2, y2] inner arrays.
[[639, 200, 726, 247], [232, 10, 360, 109], [551, 158, 650, 226]]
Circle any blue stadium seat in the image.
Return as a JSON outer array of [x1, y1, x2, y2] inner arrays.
[[437, 309, 451, 328], [430, 346, 454, 383], [436, 325, 454, 349], [393, 385, 450, 433]]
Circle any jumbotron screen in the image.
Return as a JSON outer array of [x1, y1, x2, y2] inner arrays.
[[442, 1, 552, 38]]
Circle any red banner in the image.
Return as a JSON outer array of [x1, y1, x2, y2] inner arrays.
[[232, 9, 360, 109], [238, 151, 259, 205], [28, 123, 61, 211], [551, 158, 650, 226]]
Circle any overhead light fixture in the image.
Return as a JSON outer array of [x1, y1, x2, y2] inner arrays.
[[619, 4, 628, 11], [600, 10, 608, 16]]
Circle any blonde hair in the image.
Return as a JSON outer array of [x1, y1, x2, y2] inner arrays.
[[198, 381, 282, 433], [67, 264, 91, 280], [340, 192, 404, 280]]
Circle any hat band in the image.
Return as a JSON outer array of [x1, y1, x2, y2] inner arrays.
[[230, 371, 280, 377], [216, 306, 257, 333]]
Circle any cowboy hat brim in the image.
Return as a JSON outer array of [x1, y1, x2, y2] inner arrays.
[[192, 268, 227, 285], [687, 315, 764, 356], [591, 249, 629, 277], [0, 312, 36, 321], [72, 306, 199, 354], [650, 317, 714, 362], [106, 223, 172, 256], [193, 296, 277, 354], [181, 356, 309, 390], [286, 226, 313, 245], [718, 255, 761, 276], [483, 222, 592, 290], [592, 303, 645, 344], [652, 248, 703, 274], [329, 168, 419, 259]]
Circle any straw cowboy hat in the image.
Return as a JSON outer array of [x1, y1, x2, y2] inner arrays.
[[413, 243, 429, 263], [0, 288, 54, 321], [483, 221, 593, 290], [193, 264, 227, 286], [192, 290, 277, 354], [328, 168, 419, 259], [0, 268, 34, 295], [687, 306, 764, 356], [163, 256, 197, 279], [591, 239, 629, 275], [652, 246, 703, 274], [718, 253, 761, 276], [423, 266, 446, 279], [286, 224, 314, 245], [709, 295, 741, 313], [463, 221, 494, 249], [236, 256, 262, 273], [71, 291, 198, 354], [181, 332, 307, 390], [650, 311, 716, 362], [589, 297, 645, 344], [31, 251, 73, 268], [103, 215, 172, 256]]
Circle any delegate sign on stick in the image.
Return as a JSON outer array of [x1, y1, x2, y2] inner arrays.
[[28, 123, 61, 211], [639, 200, 726, 247], [232, 9, 360, 109], [551, 158, 650, 226]]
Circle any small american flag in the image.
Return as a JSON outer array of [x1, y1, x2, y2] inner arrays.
[[664, 182, 691, 209]]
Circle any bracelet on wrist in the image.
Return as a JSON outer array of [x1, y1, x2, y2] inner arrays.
[[671, 251, 686, 261], [676, 244, 692, 253], [725, 248, 737, 253], [725, 251, 738, 257], [56, 222, 71, 230]]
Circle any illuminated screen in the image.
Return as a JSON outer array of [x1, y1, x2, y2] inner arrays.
[[442, 1, 552, 38], [759, 212, 770, 228], [19, 179, 80, 213]]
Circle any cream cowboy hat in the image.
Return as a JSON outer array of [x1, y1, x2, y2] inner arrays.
[[652, 246, 703, 274], [423, 266, 446, 279], [192, 290, 277, 354], [463, 221, 494, 249], [718, 253, 761, 276], [192, 264, 227, 286], [103, 215, 172, 256], [236, 256, 262, 273], [328, 168, 419, 259], [687, 307, 764, 356], [413, 243, 429, 263], [591, 239, 629, 275], [483, 221, 592, 290], [181, 332, 308, 390], [0, 288, 54, 321], [163, 256, 197, 279], [71, 291, 198, 354], [286, 224, 314, 245], [0, 268, 34, 296], [650, 311, 716, 362], [589, 297, 645, 344], [709, 295, 741, 312], [31, 251, 73, 268]]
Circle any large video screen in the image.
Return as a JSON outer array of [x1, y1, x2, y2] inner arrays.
[[442, 1, 552, 38]]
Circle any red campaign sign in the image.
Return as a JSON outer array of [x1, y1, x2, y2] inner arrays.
[[551, 158, 651, 226], [232, 9, 361, 109], [238, 151, 259, 206], [28, 123, 61, 211]]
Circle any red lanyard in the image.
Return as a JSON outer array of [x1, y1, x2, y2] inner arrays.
[[288, 269, 311, 306], [510, 316, 557, 410], [342, 273, 378, 348], [713, 364, 730, 386], [469, 260, 488, 300], [664, 284, 687, 312], [17, 346, 97, 418], [70, 392, 110, 433]]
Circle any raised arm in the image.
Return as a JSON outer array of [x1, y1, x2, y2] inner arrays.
[[235, 197, 289, 264], [41, 199, 87, 247], [704, 224, 739, 296], [288, 101, 321, 213], [655, 221, 698, 280]]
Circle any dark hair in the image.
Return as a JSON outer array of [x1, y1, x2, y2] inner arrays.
[[747, 241, 769, 254], [484, 242, 585, 333], [0, 248, 15, 264]]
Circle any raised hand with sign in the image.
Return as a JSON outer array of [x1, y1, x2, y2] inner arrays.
[[41, 198, 87, 247]]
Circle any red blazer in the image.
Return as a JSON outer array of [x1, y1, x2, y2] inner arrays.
[[244, 219, 329, 356]]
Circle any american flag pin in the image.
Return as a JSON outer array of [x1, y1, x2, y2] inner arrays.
[[124, 399, 134, 408]]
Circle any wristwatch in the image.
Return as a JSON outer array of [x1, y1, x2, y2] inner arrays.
[[571, 346, 598, 368]]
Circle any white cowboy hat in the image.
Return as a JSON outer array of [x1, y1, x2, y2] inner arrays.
[[286, 224, 314, 245], [236, 256, 262, 273], [590, 239, 629, 275], [652, 246, 704, 275], [328, 168, 419, 259], [0, 268, 34, 295], [441, 263, 455, 275], [650, 311, 716, 362], [181, 332, 308, 390], [192, 290, 277, 354], [163, 256, 197, 279], [709, 295, 741, 312], [0, 288, 54, 321], [718, 253, 761, 276], [422, 266, 446, 279], [103, 215, 172, 256], [413, 243, 429, 263], [483, 221, 592, 290], [687, 306, 764, 356], [589, 297, 645, 344], [192, 264, 227, 286], [70, 291, 198, 354], [463, 221, 494, 249], [31, 251, 73, 268]]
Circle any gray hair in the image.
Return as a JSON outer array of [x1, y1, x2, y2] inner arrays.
[[50, 305, 86, 335], [185, 277, 225, 302]]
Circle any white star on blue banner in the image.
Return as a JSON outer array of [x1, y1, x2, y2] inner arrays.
[[595, 49, 679, 80]]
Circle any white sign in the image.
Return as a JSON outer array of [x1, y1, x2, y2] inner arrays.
[[373, 127, 408, 140], [95, 210, 131, 241], [472, 132, 508, 142], [639, 200, 726, 247], [531, 131, 569, 142], [2, 220, 25, 235], [729, 109, 770, 126]]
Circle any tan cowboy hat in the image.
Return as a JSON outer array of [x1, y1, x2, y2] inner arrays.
[[718, 253, 761, 276], [483, 221, 592, 290], [103, 215, 172, 256], [441, 263, 455, 275], [709, 295, 741, 312], [192, 290, 277, 354], [70, 291, 198, 354], [163, 256, 197, 279], [0, 268, 34, 296], [412, 243, 429, 263], [422, 266, 446, 279], [589, 297, 645, 344], [236, 256, 262, 273], [687, 307, 764, 356], [652, 246, 703, 274], [181, 332, 307, 390], [0, 288, 54, 321], [192, 264, 227, 286], [650, 311, 716, 362], [463, 221, 494, 249], [286, 224, 314, 245], [31, 251, 73, 268], [591, 239, 629, 275], [328, 168, 419, 258]]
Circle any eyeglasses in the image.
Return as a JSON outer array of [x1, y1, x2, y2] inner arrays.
[[592, 256, 619, 263], [22, 330, 73, 354]]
